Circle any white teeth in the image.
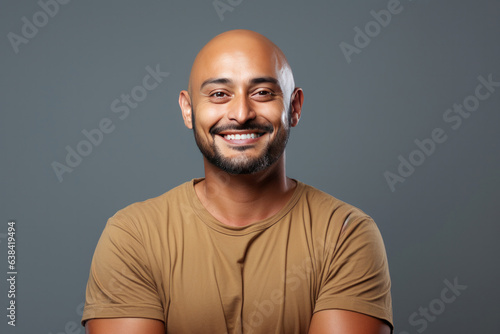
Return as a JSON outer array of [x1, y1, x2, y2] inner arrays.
[[224, 133, 261, 140]]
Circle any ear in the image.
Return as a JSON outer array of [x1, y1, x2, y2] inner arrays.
[[290, 87, 304, 127], [179, 90, 193, 129]]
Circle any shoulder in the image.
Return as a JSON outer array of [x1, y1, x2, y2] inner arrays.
[[292, 181, 385, 255], [296, 181, 372, 227], [108, 179, 195, 230]]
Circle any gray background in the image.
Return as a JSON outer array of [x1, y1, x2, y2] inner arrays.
[[1, 0, 499, 333]]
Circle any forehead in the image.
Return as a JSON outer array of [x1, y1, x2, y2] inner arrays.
[[190, 41, 283, 89]]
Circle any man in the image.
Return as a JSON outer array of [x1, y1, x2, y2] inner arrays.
[[82, 29, 393, 333]]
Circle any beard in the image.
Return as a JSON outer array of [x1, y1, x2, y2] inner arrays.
[[192, 108, 291, 175]]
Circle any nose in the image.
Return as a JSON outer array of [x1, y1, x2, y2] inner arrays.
[[227, 94, 256, 124]]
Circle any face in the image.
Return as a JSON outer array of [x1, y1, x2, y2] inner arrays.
[[180, 34, 302, 175]]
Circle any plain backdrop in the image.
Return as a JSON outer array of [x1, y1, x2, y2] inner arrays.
[[1, 0, 499, 333]]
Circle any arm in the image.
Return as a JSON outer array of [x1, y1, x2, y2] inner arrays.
[[82, 216, 165, 327], [312, 215, 393, 332], [308, 309, 391, 334], [85, 318, 165, 334]]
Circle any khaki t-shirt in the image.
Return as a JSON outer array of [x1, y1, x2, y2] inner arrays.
[[82, 179, 393, 333]]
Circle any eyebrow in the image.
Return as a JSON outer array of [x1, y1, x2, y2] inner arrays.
[[200, 76, 279, 90], [250, 76, 279, 85], [200, 78, 232, 90]]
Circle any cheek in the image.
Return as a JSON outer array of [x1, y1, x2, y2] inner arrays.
[[271, 108, 289, 130], [194, 106, 224, 131], [280, 111, 288, 126], [253, 101, 287, 123]]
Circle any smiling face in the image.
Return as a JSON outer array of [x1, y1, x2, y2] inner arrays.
[[179, 30, 303, 174]]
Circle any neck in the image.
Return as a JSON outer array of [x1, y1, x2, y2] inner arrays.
[[195, 155, 297, 227]]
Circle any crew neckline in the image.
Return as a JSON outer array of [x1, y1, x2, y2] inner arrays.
[[186, 177, 305, 236]]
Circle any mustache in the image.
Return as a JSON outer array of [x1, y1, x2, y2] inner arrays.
[[210, 122, 273, 135]]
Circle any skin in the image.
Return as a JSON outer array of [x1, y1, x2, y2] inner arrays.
[[86, 29, 391, 334], [180, 29, 303, 226]]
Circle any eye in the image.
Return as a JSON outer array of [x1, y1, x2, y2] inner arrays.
[[211, 91, 228, 98], [208, 91, 232, 103], [253, 90, 275, 101]]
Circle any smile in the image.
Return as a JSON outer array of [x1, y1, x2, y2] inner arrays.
[[216, 131, 266, 145], [223, 133, 264, 140]]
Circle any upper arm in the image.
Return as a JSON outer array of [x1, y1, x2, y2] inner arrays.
[[313, 216, 393, 329], [308, 309, 391, 334], [85, 318, 165, 334], [82, 216, 164, 325]]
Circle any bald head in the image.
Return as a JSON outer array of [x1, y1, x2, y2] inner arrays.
[[178, 29, 304, 174], [187, 30, 295, 104]]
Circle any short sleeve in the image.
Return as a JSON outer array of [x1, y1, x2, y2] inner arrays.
[[314, 216, 393, 329], [81, 215, 164, 325]]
